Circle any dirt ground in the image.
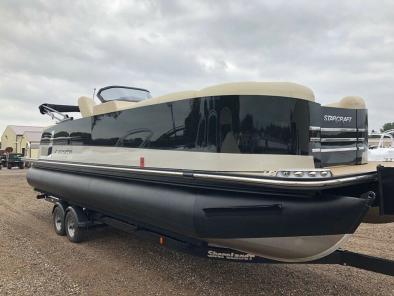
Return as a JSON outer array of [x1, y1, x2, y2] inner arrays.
[[0, 169, 393, 296]]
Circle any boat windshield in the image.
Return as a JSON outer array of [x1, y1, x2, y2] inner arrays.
[[97, 86, 151, 103]]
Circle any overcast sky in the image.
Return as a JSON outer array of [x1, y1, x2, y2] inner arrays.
[[1, 0, 393, 133]]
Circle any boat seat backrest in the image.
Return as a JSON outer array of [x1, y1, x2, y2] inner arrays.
[[324, 96, 366, 109], [78, 96, 96, 117], [151, 90, 198, 102], [93, 100, 136, 116]]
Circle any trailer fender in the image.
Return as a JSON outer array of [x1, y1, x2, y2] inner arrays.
[[65, 206, 90, 228], [52, 201, 68, 214]]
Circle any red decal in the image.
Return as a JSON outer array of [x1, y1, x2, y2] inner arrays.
[[140, 157, 145, 168]]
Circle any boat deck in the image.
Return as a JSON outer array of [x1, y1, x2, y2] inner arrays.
[[329, 161, 394, 176], [221, 161, 394, 178]]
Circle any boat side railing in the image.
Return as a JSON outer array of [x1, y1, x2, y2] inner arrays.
[[377, 129, 394, 149], [26, 159, 377, 190]]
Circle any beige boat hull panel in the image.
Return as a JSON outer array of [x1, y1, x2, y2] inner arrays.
[[208, 234, 351, 263]]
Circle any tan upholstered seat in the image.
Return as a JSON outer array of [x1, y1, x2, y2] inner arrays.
[[325, 96, 366, 109], [142, 82, 314, 106], [78, 96, 95, 117], [199, 82, 315, 101], [77, 83, 367, 118], [135, 90, 198, 108], [153, 90, 198, 101], [93, 100, 136, 116], [82, 82, 316, 116]]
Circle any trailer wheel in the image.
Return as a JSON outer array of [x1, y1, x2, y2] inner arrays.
[[65, 210, 85, 243], [7, 164, 11, 169], [52, 205, 66, 236], [19, 163, 24, 169]]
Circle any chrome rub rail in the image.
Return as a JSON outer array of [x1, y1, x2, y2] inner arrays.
[[30, 160, 377, 190]]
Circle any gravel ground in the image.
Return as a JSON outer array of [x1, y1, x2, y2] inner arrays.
[[0, 169, 393, 295]]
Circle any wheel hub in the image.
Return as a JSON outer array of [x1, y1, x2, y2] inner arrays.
[[67, 220, 75, 237]]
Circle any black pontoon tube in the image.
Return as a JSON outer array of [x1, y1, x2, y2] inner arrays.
[[27, 167, 373, 239]]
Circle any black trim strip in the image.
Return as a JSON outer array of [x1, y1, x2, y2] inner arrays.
[[203, 204, 283, 217]]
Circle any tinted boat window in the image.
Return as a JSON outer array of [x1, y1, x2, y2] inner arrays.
[[117, 129, 152, 148], [48, 95, 313, 157], [54, 131, 69, 145], [235, 96, 309, 155], [207, 113, 218, 150], [196, 118, 206, 148]]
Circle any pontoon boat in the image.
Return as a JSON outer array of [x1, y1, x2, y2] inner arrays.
[[26, 82, 394, 263]]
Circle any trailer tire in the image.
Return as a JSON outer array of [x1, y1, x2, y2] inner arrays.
[[19, 163, 24, 169], [65, 210, 85, 243], [53, 205, 66, 236], [7, 164, 11, 169]]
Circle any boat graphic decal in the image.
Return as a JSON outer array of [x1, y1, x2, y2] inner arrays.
[[207, 250, 255, 261]]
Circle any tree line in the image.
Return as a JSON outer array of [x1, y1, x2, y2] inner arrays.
[[380, 122, 394, 133]]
